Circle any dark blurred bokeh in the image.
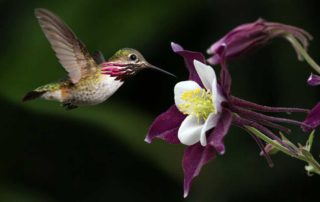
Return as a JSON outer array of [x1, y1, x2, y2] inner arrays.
[[1, 0, 320, 201]]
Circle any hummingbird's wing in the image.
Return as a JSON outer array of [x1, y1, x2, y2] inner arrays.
[[35, 8, 98, 84], [92, 50, 106, 64]]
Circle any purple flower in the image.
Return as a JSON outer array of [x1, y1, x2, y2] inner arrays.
[[207, 19, 312, 65], [302, 103, 320, 132], [307, 73, 320, 86], [303, 75, 320, 131], [146, 42, 309, 198]]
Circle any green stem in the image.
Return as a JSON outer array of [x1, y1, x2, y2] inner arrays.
[[246, 126, 294, 157], [246, 126, 320, 174], [285, 34, 320, 74]]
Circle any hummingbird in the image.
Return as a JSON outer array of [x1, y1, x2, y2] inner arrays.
[[23, 8, 174, 110]]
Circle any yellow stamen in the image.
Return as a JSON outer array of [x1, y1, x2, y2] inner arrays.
[[178, 88, 215, 121]]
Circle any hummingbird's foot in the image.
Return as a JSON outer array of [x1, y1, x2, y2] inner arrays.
[[62, 102, 78, 110]]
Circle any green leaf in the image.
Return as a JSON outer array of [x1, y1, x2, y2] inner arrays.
[[305, 130, 315, 152]]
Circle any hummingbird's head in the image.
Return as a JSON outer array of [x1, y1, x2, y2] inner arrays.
[[101, 48, 175, 80]]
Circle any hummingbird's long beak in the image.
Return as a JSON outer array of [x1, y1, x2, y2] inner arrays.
[[145, 63, 176, 77]]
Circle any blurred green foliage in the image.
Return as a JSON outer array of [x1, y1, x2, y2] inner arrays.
[[0, 0, 320, 201]]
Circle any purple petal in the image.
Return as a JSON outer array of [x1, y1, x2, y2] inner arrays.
[[182, 143, 216, 198], [218, 45, 232, 96], [208, 108, 233, 154], [307, 73, 320, 86], [171, 42, 184, 52], [206, 54, 221, 66], [302, 103, 320, 132], [171, 42, 206, 86], [145, 105, 186, 144]]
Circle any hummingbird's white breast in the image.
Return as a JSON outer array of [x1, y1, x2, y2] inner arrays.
[[71, 74, 123, 106]]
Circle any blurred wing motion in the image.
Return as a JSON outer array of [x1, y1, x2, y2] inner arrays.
[[35, 8, 98, 83], [92, 50, 106, 64]]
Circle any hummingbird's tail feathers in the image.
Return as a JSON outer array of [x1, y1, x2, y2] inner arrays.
[[22, 90, 46, 102], [23, 82, 62, 102]]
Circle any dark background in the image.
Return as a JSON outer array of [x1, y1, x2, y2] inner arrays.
[[1, 0, 320, 201]]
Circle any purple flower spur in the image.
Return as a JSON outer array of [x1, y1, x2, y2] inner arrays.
[[206, 18, 312, 65]]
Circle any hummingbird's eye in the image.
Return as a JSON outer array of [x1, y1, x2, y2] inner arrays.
[[129, 54, 137, 61]]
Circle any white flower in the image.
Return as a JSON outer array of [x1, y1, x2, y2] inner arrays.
[[174, 60, 225, 146]]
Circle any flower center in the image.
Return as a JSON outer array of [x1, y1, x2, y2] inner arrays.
[[178, 88, 215, 121]]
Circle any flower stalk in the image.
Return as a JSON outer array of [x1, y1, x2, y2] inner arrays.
[[285, 34, 320, 74], [246, 126, 320, 175]]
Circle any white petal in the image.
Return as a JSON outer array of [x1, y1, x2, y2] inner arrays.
[[174, 80, 202, 107], [178, 115, 204, 145], [211, 81, 225, 114], [193, 60, 217, 91], [200, 113, 220, 146], [211, 73, 218, 112]]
